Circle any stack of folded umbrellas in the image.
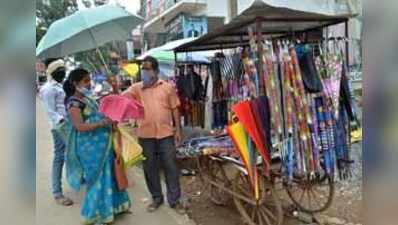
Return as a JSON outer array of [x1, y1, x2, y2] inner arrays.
[[176, 135, 235, 158]]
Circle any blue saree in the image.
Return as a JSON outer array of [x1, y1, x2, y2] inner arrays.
[[65, 96, 131, 224]]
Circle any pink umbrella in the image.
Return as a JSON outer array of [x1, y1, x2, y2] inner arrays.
[[99, 94, 144, 122]]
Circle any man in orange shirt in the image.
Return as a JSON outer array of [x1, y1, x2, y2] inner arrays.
[[123, 56, 184, 214]]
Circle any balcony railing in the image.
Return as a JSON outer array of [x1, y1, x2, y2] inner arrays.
[[140, 0, 206, 21]]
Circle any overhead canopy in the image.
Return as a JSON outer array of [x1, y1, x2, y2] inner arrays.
[[175, 0, 356, 52], [137, 37, 214, 64]]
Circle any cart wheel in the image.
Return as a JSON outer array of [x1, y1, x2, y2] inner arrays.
[[196, 157, 231, 205], [208, 160, 232, 205], [233, 172, 283, 225], [285, 173, 334, 213], [317, 158, 328, 183]]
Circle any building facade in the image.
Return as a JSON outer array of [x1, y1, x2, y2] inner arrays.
[[139, 0, 228, 50], [139, 0, 362, 72]]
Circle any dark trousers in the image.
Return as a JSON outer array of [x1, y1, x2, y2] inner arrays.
[[139, 136, 181, 206]]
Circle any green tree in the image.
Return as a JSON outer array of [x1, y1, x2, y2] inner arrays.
[[36, 0, 78, 46]]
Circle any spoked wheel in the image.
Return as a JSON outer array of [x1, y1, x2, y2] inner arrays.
[[233, 172, 283, 225], [285, 172, 334, 213], [317, 158, 328, 183], [196, 157, 231, 205], [208, 159, 232, 205]]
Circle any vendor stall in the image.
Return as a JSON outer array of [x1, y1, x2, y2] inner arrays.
[[173, 1, 357, 224]]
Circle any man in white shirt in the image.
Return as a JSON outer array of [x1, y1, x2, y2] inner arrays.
[[40, 58, 73, 206]]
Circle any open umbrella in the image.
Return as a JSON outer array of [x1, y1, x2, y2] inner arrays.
[[138, 49, 212, 64], [36, 5, 143, 71], [137, 38, 213, 64], [99, 94, 144, 122]]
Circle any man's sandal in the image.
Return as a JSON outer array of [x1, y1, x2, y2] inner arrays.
[[55, 196, 74, 206]]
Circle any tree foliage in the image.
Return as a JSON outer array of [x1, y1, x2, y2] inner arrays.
[[36, 0, 78, 46]]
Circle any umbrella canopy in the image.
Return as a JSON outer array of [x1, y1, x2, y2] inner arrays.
[[141, 51, 211, 64], [137, 38, 213, 64], [36, 5, 144, 58], [99, 94, 144, 122]]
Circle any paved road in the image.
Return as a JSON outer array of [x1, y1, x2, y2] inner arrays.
[[36, 98, 195, 225]]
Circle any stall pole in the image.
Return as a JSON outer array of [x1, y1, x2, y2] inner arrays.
[[256, 18, 265, 96], [344, 20, 350, 68], [174, 51, 178, 77]]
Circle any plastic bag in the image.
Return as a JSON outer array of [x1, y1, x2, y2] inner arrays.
[[113, 125, 145, 168]]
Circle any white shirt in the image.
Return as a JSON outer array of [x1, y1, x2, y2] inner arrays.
[[40, 80, 66, 129]]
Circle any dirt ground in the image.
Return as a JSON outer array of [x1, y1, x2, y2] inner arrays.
[[178, 142, 362, 225]]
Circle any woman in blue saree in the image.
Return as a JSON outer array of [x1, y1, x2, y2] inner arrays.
[[63, 68, 131, 225]]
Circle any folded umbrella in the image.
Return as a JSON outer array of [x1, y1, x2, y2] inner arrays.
[[227, 121, 259, 200], [232, 101, 271, 171], [257, 96, 273, 151], [249, 99, 267, 148]]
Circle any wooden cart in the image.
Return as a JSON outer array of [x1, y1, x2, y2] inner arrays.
[[192, 150, 335, 225], [195, 154, 284, 225]]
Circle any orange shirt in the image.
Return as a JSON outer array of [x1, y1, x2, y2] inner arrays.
[[126, 80, 180, 139]]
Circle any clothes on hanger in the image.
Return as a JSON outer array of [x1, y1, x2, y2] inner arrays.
[[296, 44, 324, 93], [175, 37, 354, 182]]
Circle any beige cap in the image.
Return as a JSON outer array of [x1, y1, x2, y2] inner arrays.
[[46, 59, 65, 76]]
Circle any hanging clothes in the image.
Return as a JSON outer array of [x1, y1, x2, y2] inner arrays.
[[204, 72, 214, 130], [176, 67, 205, 101], [339, 57, 355, 121], [296, 44, 324, 93]]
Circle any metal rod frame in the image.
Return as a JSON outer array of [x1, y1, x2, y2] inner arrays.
[[175, 16, 349, 53]]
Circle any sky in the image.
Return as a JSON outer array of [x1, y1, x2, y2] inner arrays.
[[77, 0, 141, 14]]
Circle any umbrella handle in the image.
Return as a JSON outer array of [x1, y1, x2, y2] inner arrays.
[[97, 48, 111, 74]]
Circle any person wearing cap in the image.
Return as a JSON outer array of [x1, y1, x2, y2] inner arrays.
[[39, 58, 73, 206]]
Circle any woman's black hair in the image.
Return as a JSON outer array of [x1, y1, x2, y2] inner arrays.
[[63, 68, 90, 104]]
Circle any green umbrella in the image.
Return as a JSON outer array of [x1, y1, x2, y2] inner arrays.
[[36, 5, 143, 65], [149, 50, 178, 63], [136, 38, 212, 64]]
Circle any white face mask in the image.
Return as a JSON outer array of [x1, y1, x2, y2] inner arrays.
[[77, 86, 92, 96]]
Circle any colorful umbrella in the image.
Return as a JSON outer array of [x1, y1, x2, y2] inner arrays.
[[227, 121, 259, 200], [232, 101, 271, 171]]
